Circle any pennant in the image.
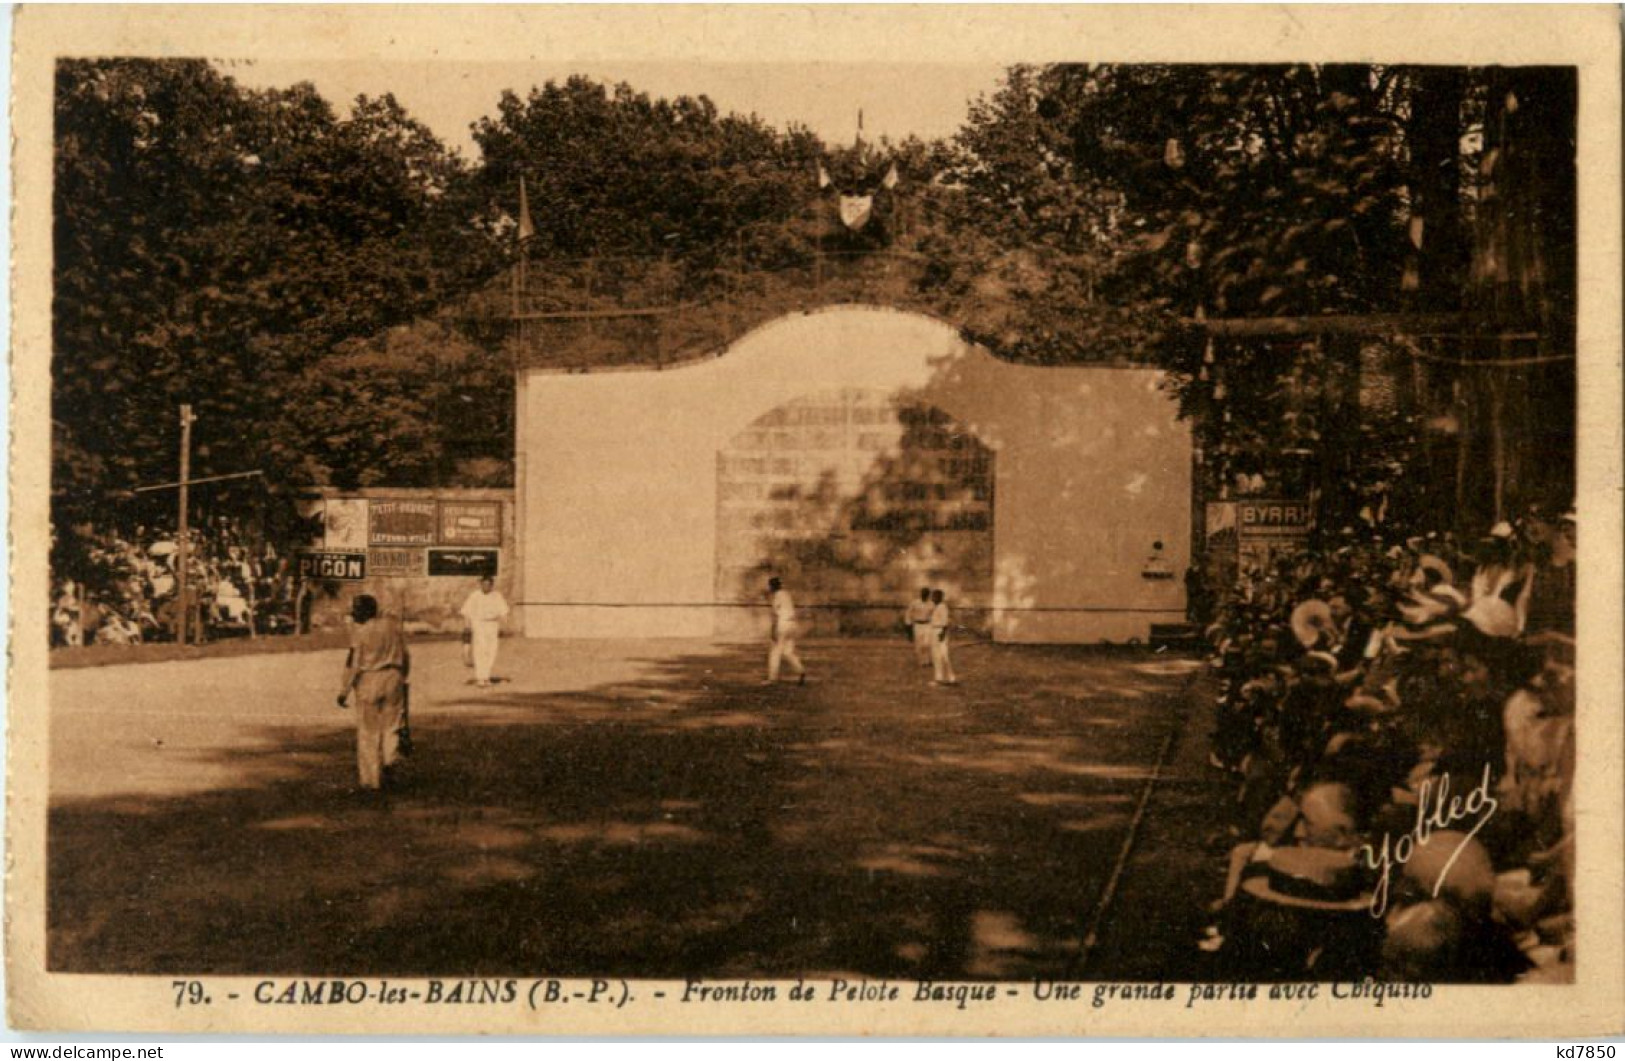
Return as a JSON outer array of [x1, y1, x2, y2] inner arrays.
[[881, 162, 899, 190], [839, 195, 874, 231], [817, 163, 832, 190], [517, 176, 536, 244]]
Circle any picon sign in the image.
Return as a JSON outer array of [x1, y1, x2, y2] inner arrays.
[[297, 551, 368, 581]]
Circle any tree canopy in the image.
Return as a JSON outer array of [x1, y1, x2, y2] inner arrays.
[[939, 63, 1575, 530], [52, 59, 1575, 560], [471, 76, 824, 264], [53, 58, 502, 526]]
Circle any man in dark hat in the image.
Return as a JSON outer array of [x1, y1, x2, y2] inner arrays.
[[1330, 589, 1379, 677], [337, 594, 411, 791]]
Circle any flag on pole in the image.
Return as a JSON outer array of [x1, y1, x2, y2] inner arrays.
[[517, 176, 536, 244], [881, 162, 899, 190]]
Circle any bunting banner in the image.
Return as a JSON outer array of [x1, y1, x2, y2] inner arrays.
[[839, 195, 874, 231]]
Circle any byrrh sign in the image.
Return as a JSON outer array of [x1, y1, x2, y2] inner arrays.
[[1237, 500, 1313, 536]]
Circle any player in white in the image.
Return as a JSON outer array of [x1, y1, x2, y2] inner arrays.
[[764, 576, 807, 685], [930, 588, 958, 686], [459, 573, 510, 688], [905, 587, 934, 667]]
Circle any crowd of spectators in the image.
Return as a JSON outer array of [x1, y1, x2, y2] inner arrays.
[[1196, 506, 1576, 984], [51, 517, 302, 648]]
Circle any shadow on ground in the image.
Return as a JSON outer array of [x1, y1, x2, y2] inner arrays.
[[49, 641, 1197, 978]]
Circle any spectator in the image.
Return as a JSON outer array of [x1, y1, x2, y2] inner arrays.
[[1196, 511, 1575, 982], [50, 514, 300, 646]]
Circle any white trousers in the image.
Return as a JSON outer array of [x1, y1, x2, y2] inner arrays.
[[768, 624, 804, 681], [353, 669, 405, 790], [471, 622, 501, 682], [931, 633, 956, 683], [911, 623, 933, 665]]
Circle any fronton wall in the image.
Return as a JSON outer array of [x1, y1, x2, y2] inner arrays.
[[516, 305, 1191, 643]]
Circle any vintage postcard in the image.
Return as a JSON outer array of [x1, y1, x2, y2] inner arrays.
[[9, 4, 1623, 1037]]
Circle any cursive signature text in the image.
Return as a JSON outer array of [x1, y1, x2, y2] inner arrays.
[[1359, 764, 1498, 917]]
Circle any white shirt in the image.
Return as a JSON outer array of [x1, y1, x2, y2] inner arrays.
[[771, 589, 796, 625], [906, 599, 934, 624], [930, 601, 951, 631], [461, 588, 510, 624]]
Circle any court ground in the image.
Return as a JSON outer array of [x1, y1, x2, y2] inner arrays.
[[48, 636, 1212, 978]]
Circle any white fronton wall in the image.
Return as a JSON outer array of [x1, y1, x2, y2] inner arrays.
[[516, 305, 1191, 643]]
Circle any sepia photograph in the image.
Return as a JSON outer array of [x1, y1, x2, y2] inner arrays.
[[8, 5, 1623, 1039]]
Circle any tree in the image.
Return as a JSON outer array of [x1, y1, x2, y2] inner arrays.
[[915, 66, 1157, 363], [470, 76, 823, 267], [52, 59, 502, 537], [944, 63, 1575, 532], [275, 318, 513, 490]]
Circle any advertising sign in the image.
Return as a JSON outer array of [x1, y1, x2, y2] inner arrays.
[[1239, 538, 1307, 572], [322, 499, 370, 551], [1237, 499, 1313, 537], [368, 548, 424, 578], [298, 551, 367, 581], [370, 499, 438, 545], [427, 548, 500, 578], [1233, 498, 1312, 574], [438, 501, 503, 546]]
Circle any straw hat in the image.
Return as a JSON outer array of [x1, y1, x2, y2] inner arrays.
[[1300, 650, 1340, 674], [1290, 599, 1335, 648], [1389, 618, 1461, 644], [1415, 554, 1455, 588], [1239, 845, 1373, 913], [1526, 631, 1577, 669], [1344, 685, 1400, 714], [1462, 596, 1520, 639]]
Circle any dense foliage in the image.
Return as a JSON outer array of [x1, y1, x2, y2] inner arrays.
[[938, 64, 1575, 532], [471, 77, 825, 265], [52, 59, 1574, 565], [53, 58, 504, 528]]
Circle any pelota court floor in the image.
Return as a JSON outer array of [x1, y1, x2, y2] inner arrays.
[[47, 636, 1214, 979]]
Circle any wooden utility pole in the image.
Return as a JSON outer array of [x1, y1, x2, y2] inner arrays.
[[175, 404, 196, 645]]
